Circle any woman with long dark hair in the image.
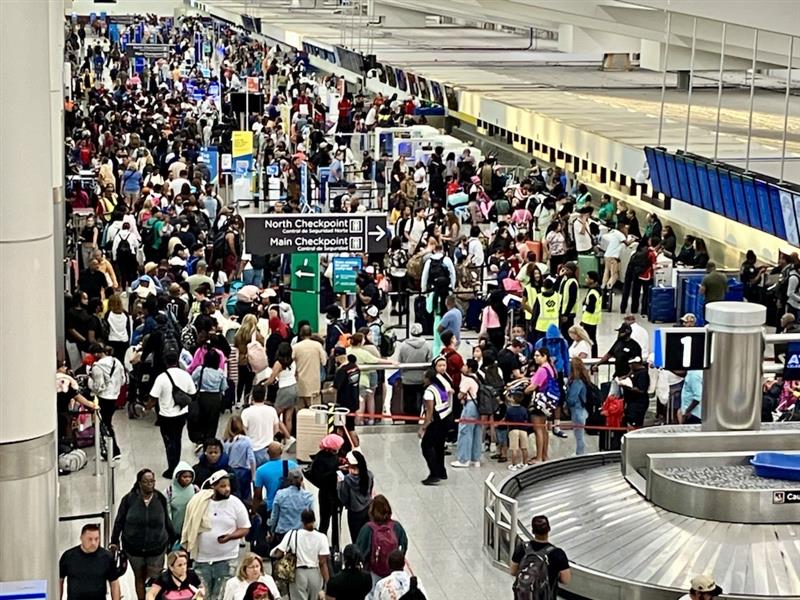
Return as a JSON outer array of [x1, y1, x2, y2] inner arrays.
[[325, 544, 372, 600], [191, 347, 228, 444], [524, 347, 558, 464], [337, 450, 375, 541], [262, 341, 296, 447]]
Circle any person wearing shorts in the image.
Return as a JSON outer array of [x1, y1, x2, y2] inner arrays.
[[506, 394, 530, 471], [263, 342, 298, 451]]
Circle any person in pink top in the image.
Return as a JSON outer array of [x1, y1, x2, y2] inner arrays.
[[524, 347, 558, 464], [188, 340, 228, 375]]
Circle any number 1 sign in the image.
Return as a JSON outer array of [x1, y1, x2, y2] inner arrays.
[[653, 327, 711, 371]]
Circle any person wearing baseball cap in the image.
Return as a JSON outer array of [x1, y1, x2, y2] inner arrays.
[[591, 320, 642, 374], [680, 313, 697, 326], [679, 574, 723, 599]]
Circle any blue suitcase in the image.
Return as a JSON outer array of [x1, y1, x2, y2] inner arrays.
[[648, 286, 676, 323]]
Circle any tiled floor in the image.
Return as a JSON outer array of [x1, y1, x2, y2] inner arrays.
[[58, 301, 651, 599]]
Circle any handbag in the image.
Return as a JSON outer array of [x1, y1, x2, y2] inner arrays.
[[274, 529, 298, 583]]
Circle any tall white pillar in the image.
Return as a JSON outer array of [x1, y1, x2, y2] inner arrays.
[[0, 1, 59, 595]]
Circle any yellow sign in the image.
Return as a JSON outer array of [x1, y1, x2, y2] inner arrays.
[[232, 131, 253, 158]]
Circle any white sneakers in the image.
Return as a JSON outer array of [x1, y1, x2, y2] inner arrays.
[[282, 436, 296, 452], [507, 463, 524, 471], [451, 460, 482, 468]]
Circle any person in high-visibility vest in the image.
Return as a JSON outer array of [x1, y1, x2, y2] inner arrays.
[[520, 262, 543, 337], [530, 276, 560, 346], [580, 270, 602, 357], [558, 262, 579, 339]]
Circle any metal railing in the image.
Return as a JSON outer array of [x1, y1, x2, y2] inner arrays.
[[483, 472, 519, 568], [58, 434, 117, 547]]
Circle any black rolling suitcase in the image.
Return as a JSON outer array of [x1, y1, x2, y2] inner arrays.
[[414, 295, 434, 335], [601, 288, 614, 312]]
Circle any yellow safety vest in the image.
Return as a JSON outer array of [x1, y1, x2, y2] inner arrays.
[[560, 278, 579, 315], [523, 284, 538, 320], [581, 288, 602, 326], [535, 291, 561, 332]]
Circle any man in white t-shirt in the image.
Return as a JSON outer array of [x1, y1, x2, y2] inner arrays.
[[572, 207, 594, 254], [191, 472, 251, 600], [623, 314, 650, 360], [602, 222, 633, 291], [241, 384, 280, 466], [271, 509, 329, 600], [147, 352, 197, 478]]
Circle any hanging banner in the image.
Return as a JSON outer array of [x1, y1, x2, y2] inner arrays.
[[232, 131, 254, 201], [199, 146, 219, 185]]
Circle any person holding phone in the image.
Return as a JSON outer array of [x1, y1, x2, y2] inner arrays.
[[146, 550, 205, 600]]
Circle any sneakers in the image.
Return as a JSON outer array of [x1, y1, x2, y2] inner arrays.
[[283, 436, 297, 452], [470, 461, 481, 467], [507, 463, 524, 471], [450, 460, 470, 468], [553, 429, 568, 439]]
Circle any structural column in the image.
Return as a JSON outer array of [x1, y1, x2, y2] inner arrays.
[[0, 1, 59, 596]]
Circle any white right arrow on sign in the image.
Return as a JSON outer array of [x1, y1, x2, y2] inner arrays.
[[368, 225, 386, 243]]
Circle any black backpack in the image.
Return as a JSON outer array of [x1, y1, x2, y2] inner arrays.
[[399, 576, 426, 599], [374, 288, 388, 311], [116, 233, 134, 261], [427, 258, 449, 290], [378, 323, 396, 357], [141, 222, 155, 248], [513, 543, 556, 600], [478, 366, 504, 416], [213, 229, 229, 260]]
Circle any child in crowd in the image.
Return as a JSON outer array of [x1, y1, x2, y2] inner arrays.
[[223, 416, 257, 501], [491, 392, 509, 463], [505, 391, 530, 471], [165, 461, 198, 545]]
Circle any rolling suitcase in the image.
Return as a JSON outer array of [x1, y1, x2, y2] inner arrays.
[[601, 288, 614, 312], [414, 295, 433, 335], [295, 408, 328, 462], [647, 286, 676, 323], [466, 297, 486, 331]]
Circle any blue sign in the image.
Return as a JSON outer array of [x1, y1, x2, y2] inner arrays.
[[121, 32, 129, 51], [266, 164, 279, 177], [300, 161, 308, 207], [134, 57, 145, 74], [332, 256, 363, 293], [785, 342, 800, 380], [200, 146, 219, 185], [318, 167, 330, 205]]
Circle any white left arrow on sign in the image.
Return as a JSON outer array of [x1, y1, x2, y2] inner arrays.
[[295, 269, 314, 278]]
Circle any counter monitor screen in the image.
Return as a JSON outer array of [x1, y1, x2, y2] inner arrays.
[[674, 155, 694, 207], [653, 148, 672, 198], [754, 179, 776, 236], [683, 157, 703, 207], [774, 185, 797, 244]]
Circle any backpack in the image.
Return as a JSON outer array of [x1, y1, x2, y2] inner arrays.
[[584, 381, 601, 413], [213, 229, 229, 260], [367, 521, 400, 577], [116, 233, 134, 262], [374, 288, 388, 311], [629, 249, 649, 277], [247, 331, 269, 373], [426, 258, 449, 291], [277, 460, 292, 490], [399, 576, 427, 600], [513, 543, 556, 600], [181, 323, 198, 354], [165, 369, 193, 408], [140, 221, 155, 248], [494, 198, 511, 216], [378, 324, 396, 358], [156, 315, 182, 360], [389, 248, 409, 271], [478, 367, 503, 416]]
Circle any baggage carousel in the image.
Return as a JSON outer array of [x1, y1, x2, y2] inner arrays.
[[487, 426, 800, 600]]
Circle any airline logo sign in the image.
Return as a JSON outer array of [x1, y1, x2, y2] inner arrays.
[[785, 342, 800, 380]]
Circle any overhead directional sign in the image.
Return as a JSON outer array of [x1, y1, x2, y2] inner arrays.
[[244, 214, 390, 255], [124, 43, 173, 58]]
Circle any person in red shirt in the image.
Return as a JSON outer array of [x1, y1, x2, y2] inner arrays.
[[439, 329, 464, 445], [337, 93, 352, 126], [632, 236, 661, 316]]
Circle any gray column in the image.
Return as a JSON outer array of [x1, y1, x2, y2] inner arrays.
[[0, 0, 59, 595], [701, 302, 766, 432]]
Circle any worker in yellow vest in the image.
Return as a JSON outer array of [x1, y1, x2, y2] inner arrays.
[[580, 270, 602, 357], [558, 262, 579, 339], [530, 276, 560, 345]]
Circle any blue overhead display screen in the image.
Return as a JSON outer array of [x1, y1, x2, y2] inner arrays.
[[644, 146, 800, 245]]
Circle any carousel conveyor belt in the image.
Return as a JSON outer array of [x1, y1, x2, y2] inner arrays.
[[505, 455, 800, 599]]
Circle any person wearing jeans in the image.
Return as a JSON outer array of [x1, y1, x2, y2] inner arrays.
[[419, 362, 454, 485], [147, 353, 197, 479], [451, 360, 483, 468], [567, 357, 592, 456]]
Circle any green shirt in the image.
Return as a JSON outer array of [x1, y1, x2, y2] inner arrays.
[[598, 202, 615, 223], [702, 271, 728, 303], [147, 217, 165, 249]]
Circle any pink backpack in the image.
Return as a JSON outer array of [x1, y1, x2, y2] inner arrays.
[[246, 331, 268, 373]]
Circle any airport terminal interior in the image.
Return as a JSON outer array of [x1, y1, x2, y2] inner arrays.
[[4, 0, 800, 599]]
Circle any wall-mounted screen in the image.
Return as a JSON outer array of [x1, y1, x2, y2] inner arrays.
[[644, 147, 663, 194], [769, 184, 790, 241], [430, 81, 444, 106], [712, 166, 735, 219], [706, 164, 727, 215], [395, 69, 407, 91], [444, 85, 459, 111], [407, 73, 419, 96], [664, 153, 680, 201], [336, 46, 364, 73], [683, 157, 703, 207], [417, 77, 430, 101], [793, 193, 800, 246], [729, 172, 753, 228], [385, 65, 396, 87], [740, 175, 763, 231], [695, 161, 713, 211], [653, 149, 672, 198], [674, 155, 693, 206], [754, 179, 776, 236], [375, 62, 387, 84]]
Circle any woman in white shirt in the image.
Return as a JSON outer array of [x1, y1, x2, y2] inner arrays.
[[413, 161, 428, 198], [270, 509, 330, 600], [105, 293, 132, 362], [222, 554, 280, 600], [567, 325, 593, 360]]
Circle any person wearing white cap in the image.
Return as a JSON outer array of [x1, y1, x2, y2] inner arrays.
[[183, 470, 251, 600], [679, 574, 723, 599], [680, 313, 697, 327]]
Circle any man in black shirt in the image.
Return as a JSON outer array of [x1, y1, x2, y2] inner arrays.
[[80, 258, 108, 301], [59, 523, 120, 600], [497, 339, 525, 382], [511, 515, 570, 596], [334, 350, 360, 431], [591, 323, 642, 375]]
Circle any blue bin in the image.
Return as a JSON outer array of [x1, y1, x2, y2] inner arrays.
[[726, 278, 744, 302], [751, 452, 800, 481]]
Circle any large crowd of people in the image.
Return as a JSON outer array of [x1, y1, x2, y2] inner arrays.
[[55, 11, 800, 600]]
